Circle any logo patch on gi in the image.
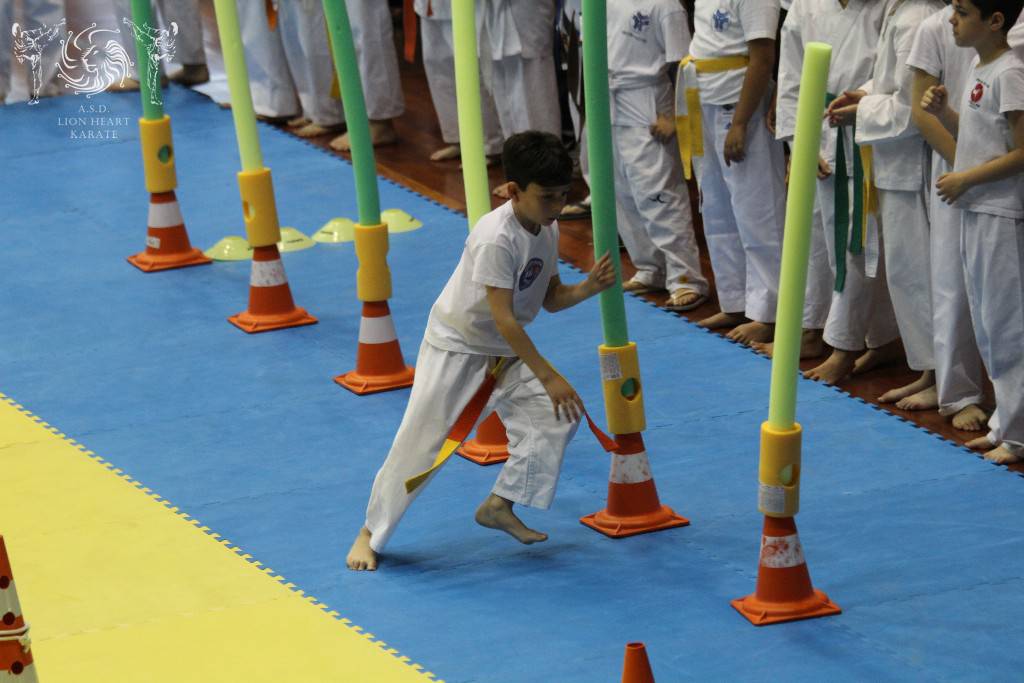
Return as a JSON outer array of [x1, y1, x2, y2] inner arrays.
[[519, 258, 544, 291], [969, 81, 984, 108], [631, 11, 651, 32], [712, 9, 731, 31]]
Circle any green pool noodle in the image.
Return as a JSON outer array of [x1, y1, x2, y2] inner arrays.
[[451, 0, 490, 229], [129, 0, 162, 120], [211, 0, 264, 172]]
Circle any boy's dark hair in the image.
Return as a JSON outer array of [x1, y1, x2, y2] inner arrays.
[[969, 0, 1023, 31], [502, 131, 573, 190]]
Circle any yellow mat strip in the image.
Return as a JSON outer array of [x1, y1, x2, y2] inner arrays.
[[0, 393, 441, 682]]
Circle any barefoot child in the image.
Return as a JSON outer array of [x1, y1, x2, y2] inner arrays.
[[921, 0, 1024, 464], [347, 132, 617, 570]]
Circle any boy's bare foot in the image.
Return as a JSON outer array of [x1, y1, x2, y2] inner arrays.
[[966, 435, 996, 451], [475, 493, 547, 544], [286, 116, 311, 128], [698, 311, 747, 330], [752, 329, 824, 359], [492, 181, 513, 198], [803, 349, 858, 384], [330, 119, 398, 152], [346, 527, 378, 571], [727, 321, 774, 345], [169, 63, 209, 86], [852, 340, 902, 375], [430, 144, 460, 161], [894, 384, 938, 411], [880, 371, 935, 406], [952, 404, 987, 431], [984, 445, 1023, 465], [295, 122, 345, 138]]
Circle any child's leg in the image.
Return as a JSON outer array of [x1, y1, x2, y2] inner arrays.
[[421, 18, 460, 147], [961, 212, 1024, 463], [804, 208, 833, 331], [239, 0, 300, 120], [490, 54, 561, 138], [613, 130, 667, 291], [277, 0, 344, 129], [348, 0, 404, 121]]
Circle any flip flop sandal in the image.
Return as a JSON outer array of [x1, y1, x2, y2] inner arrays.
[[665, 290, 708, 312], [622, 278, 661, 295]]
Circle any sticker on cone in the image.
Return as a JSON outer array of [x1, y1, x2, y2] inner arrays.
[[457, 411, 510, 465], [128, 191, 212, 272], [228, 245, 317, 333], [335, 300, 414, 394], [0, 537, 37, 681]]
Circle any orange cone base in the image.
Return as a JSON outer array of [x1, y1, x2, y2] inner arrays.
[[335, 365, 415, 395], [457, 439, 509, 465], [580, 505, 689, 538], [127, 248, 212, 272], [731, 589, 841, 626], [228, 307, 318, 334]]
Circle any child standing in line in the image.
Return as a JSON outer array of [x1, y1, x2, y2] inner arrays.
[[922, 0, 1024, 464], [347, 132, 616, 571]]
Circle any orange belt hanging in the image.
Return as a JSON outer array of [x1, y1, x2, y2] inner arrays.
[[403, 0, 417, 63], [264, 0, 277, 30]]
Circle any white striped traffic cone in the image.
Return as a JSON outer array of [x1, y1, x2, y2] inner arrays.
[[127, 191, 212, 272], [0, 536, 37, 681], [335, 300, 414, 394], [228, 244, 317, 333]]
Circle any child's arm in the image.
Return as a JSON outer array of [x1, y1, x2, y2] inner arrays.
[[724, 38, 776, 165], [542, 251, 615, 312], [911, 68, 957, 166], [486, 287, 583, 422], [921, 84, 959, 137], [937, 110, 1024, 204]]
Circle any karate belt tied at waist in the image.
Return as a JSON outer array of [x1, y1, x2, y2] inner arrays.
[[674, 54, 750, 180], [404, 357, 620, 494], [825, 92, 878, 292]]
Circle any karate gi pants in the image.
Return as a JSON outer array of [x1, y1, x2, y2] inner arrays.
[[698, 101, 785, 322], [804, 208, 833, 329], [487, 53, 561, 138], [879, 187, 935, 372], [239, 1, 300, 119], [365, 341, 580, 553], [612, 125, 708, 296], [961, 211, 1024, 457], [278, 0, 343, 127], [347, 0, 404, 120]]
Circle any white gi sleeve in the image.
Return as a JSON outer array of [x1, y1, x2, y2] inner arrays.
[[472, 242, 516, 290], [774, 1, 804, 142], [661, 5, 691, 63], [856, 20, 924, 143]]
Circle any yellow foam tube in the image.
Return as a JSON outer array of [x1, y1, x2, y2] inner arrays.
[[139, 115, 177, 193], [355, 223, 392, 303], [237, 168, 281, 247], [758, 421, 802, 518], [598, 342, 645, 435]]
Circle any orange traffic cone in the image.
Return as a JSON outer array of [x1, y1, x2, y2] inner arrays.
[[457, 412, 510, 465], [731, 515, 841, 625], [0, 537, 37, 681], [621, 642, 655, 683], [335, 300, 415, 394], [228, 245, 317, 333], [581, 432, 688, 537], [128, 191, 212, 272]]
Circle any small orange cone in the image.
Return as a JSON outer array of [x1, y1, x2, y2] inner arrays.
[[581, 432, 688, 537], [335, 300, 415, 394], [128, 191, 212, 272], [457, 412, 510, 465], [621, 642, 655, 683], [731, 515, 841, 625], [0, 537, 38, 681], [228, 244, 317, 333]]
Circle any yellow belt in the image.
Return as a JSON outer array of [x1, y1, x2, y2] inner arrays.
[[675, 55, 750, 180]]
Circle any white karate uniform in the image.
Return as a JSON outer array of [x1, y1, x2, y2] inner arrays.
[[238, 1, 300, 119], [478, 0, 561, 138], [277, 0, 344, 127], [690, 0, 785, 321], [855, 0, 942, 372], [365, 202, 580, 552], [778, 0, 899, 352], [953, 51, 1024, 457], [907, 5, 984, 415], [346, 0, 405, 121], [415, 0, 503, 154], [609, 0, 708, 296]]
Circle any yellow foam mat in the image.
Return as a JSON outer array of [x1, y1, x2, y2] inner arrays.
[[0, 393, 441, 682]]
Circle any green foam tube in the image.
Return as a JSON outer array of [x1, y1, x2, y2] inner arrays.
[[451, 0, 489, 229], [323, 0, 381, 226], [768, 42, 832, 431], [211, 0, 263, 171], [129, 0, 162, 120], [582, 0, 629, 348]]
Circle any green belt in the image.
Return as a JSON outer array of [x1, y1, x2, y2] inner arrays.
[[825, 92, 865, 293]]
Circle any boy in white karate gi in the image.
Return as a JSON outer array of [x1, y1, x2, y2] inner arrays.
[[611, 0, 709, 311], [907, 1, 989, 432], [826, 0, 943, 409], [347, 132, 616, 571], [777, 0, 900, 386], [277, 0, 345, 138], [685, 0, 786, 341], [922, 0, 1024, 464]]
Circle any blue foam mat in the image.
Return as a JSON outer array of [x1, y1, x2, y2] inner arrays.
[[2, 87, 1023, 682]]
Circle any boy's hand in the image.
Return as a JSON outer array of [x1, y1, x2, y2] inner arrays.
[[724, 121, 748, 166], [921, 85, 948, 115], [765, 104, 777, 136], [542, 374, 583, 422], [585, 251, 617, 296], [817, 156, 832, 179], [826, 90, 865, 127], [936, 171, 971, 204], [649, 114, 676, 142]]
